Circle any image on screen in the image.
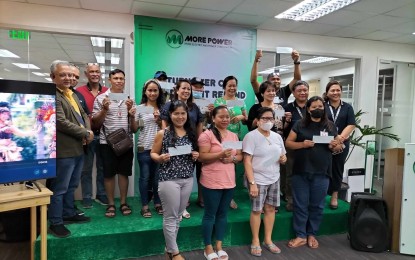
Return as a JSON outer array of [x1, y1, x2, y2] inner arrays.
[[0, 79, 56, 184]]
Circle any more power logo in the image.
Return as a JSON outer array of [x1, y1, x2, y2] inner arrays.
[[166, 29, 233, 49], [166, 29, 183, 48]]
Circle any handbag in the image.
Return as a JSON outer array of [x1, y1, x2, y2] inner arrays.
[[103, 117, 133, 156]]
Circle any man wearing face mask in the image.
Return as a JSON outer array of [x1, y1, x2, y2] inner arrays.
[[190, 77, 214, 208], [243, 107, 287, 256]]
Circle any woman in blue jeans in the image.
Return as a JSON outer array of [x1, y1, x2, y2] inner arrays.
[[133, 79, 165, 217], [285, 96, 342, 249]]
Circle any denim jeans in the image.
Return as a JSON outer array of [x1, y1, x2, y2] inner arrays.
[[292, 173, 329, 238], [201, 186, 234, 245], [48, 155, 84, 225], [137, 150, 160, 206], [81, 135, 106, 200]]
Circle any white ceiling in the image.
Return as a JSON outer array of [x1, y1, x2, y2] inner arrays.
[[2, 0, 412, 44], [0, 0, 414, 83]]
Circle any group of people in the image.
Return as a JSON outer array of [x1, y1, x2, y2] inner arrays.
[[48, 48, 356, 260]]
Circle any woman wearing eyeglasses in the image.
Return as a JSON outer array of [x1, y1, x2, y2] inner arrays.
[[285, 96, 342, 249], [243, 107, 287, 257], [324, 81, 356, 209]]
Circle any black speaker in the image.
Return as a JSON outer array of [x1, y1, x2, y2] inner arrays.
[[348, 192, 388, 252]]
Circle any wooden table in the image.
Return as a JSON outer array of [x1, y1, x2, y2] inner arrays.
[[0, 183, 52, 260]]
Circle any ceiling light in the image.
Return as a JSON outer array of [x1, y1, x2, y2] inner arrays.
[[412, 32, 415, 35], [12, 63, 40, 69], [91, 37, 123, 48], [259, 65, 292, 74], [44, 77, 52, 82], [302, 57, 338, 63], [32, 72, 49, 77], [0, 49, 20, 58], [275, 0, 361, 22], [94, 52, 121, 65]]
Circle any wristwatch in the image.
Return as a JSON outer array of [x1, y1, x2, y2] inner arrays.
[[249, 180, 256, 185]]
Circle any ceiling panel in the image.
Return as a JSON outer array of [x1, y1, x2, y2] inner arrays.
[[131, 1, 182, 18], [344, 0, 414, 14], [350, 15, 411, 30], [134, 0, 187, 5], [358, 31, 404, 41], [258, 18, 303, 32], [384, 34, 415, 44], [232, 0, 293, 17], [324, 26, 376, 38], [178, 8, 227, 23], [186, 0, 244, 12], [28, 0, 81, 8], [80, 0, 133, 13], [385, 3, 415, 19], [220, 13, 269, 27], [290, 23, 342, 35], [383, 21, 415, 34], [316, 10, 373, 26]]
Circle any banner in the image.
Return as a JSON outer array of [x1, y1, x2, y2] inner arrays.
[[134, 15, 257, 105]]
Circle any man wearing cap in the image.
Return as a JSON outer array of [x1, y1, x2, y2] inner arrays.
[[154, 71, 167, 81], [190, 77, 214, 208], [250, 50, 302, 107]]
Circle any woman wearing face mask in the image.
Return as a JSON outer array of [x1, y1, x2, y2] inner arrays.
[[324, 81, 356, 209], [285, 96, 342, 249], [243, 107, 287, 257]]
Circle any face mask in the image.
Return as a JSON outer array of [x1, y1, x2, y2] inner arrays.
[[192, 90, 203, 99], [260, 121, 273, 131], [310, 109, 324, 118]]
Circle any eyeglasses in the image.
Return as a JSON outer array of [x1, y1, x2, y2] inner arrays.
[[260, 117, 275, 122], [86, 63, 99, 66]]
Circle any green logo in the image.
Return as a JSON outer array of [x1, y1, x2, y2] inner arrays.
[[166, 29, 183, 48]]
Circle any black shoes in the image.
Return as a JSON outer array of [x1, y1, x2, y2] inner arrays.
[[63, 213, 91, 224], [48, 224, 71, 238]]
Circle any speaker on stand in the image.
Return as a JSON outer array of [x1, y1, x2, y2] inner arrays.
[[348, 192, 388, 252]]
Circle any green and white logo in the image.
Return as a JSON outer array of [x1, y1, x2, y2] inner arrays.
[[166, 29, 183, 48]]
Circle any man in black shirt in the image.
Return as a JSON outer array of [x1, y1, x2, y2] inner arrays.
[[250, 49, 302, 107]]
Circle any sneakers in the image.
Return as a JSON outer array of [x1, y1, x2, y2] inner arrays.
[[95, 195, 109, 205], [48, 224, 71, 238], [82, 198, 93, 209], [74, 205, 85, 216], [63, 213, 91, 224]]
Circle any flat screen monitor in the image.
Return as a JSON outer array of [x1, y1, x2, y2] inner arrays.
[[0, 79, 56, 184]]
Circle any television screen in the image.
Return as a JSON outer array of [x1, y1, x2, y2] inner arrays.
[[0, 79, 56, 184]]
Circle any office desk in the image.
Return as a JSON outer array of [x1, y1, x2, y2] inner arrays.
[[0, 183, 52, 260]]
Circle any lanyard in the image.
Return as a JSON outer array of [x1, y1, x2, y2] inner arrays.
[[328, 102, 342, 124], [294, 103, 305, 119]]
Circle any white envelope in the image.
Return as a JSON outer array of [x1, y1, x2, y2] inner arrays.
[[222, 141, 243, 150], [312, 135, 334, 144], [159, 82, 174, 90], [276, 47, 293, 54], [194, 99, 210, 108], [108, 93, 128, 101], [168, 145, 192, 156], [136, 106, 154, 114], [226, 99, 244, 108], [274, 108, 285, 118]]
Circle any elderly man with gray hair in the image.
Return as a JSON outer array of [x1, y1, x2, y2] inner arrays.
[[48, 60, 94, 238]]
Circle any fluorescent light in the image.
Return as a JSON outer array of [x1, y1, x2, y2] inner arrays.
[[0, 49, 20, 58], [94, 52, 120, 65], [412, 32, 415, 35], [302, 57, 338, 63], [44, 77, 52, 82], [32, 72, 49, 77], [91, 37, 123, 48], [12, 63, 40, 69], [275, 0, 361, 22], [0, 77, 3, 79], [259, 65, 292, 74]]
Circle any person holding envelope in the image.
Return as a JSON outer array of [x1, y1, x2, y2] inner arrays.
[[198, 105, 243, 260], [133, 79, 165, 218], [285, 96, 342, 249], [243, 107, 287, 257], [151, 100, 199, 260]]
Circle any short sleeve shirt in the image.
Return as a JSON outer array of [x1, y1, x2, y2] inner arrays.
[[325, 101, 356, 145], [242, 129, 286, 185], [214, 97, 246, 135], [256, 84, 291, 107]]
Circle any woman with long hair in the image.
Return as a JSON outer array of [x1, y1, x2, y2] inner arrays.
[[285, 96, 342, 249], [324, 81, 356, 209], [198, 105, 242, 260], [151, 100, 199, 260], [133, 79, 165, 218]]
